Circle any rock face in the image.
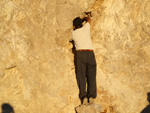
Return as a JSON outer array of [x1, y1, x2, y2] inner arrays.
[[75, 104, 102, 113], [0, 0, 150, 113]]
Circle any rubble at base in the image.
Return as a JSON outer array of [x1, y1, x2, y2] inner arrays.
[[75, 104, 102, 113]]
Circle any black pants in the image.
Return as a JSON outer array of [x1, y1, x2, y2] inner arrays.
[[75, 51, 97, 99]]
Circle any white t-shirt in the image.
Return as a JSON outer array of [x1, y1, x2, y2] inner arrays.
[[71, 22, 93, 50]]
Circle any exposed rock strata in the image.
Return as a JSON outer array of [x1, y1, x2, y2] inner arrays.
[[0, 0, 150, 113], [75, 104, 102, 113]]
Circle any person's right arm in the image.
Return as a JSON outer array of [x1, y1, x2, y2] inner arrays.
[[83, 17, 91, 24]]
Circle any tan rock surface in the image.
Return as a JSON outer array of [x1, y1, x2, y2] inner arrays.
[[75, 104, 102, 113], [0, 0, 150, 113]]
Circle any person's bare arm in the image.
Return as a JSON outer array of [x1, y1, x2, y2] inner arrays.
[[83, 17, 91, 24], [86, 17, 91, 24]]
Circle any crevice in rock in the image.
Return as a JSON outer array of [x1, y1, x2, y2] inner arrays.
[[6, 65, 17, 70]]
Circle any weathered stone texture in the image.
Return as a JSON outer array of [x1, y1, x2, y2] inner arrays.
[[0, 0, 150, 113], [75, 104, 102, 113]]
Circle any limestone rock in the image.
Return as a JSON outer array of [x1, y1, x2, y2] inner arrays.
[[75, 104, 102, 113], [0, 0, 150, 113]]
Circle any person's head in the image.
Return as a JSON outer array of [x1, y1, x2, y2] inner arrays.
[[1, 103, 14, 113], [147, 92, 150, 103], [73, 17, 83, 30]]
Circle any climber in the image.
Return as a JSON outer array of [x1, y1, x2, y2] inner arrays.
[[70, 15, 97, 105]]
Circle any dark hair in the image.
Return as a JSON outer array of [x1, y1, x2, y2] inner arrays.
[[148, 92, 150, 103], [73, 17, 83, 30], [2, 103, 14, 113]]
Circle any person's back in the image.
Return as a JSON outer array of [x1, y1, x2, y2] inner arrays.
[[71, 22, 93, 50]]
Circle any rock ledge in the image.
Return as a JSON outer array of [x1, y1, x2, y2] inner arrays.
[[75, 104, 102, 113]]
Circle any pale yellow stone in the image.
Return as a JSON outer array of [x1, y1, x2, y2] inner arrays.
[[0, 0, 150, 113]]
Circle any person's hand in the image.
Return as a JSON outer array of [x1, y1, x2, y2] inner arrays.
[[83, 17, 91, 24]]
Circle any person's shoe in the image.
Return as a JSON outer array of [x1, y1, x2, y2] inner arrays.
[[82, 97, 88, 105], [89, 97, 94, 104]]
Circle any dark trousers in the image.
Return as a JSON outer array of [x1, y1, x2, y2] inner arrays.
[[75, 51, 97, 99]]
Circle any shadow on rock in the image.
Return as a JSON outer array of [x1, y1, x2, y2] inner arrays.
[[141, 92, 150, 113], [1, 103, 15, 113], [75, 104, 102, 113]]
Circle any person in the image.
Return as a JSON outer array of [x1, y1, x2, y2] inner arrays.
[[1, 103, 14, 113], [141, 92, 150, 113], [70, 16, 97, 105]]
